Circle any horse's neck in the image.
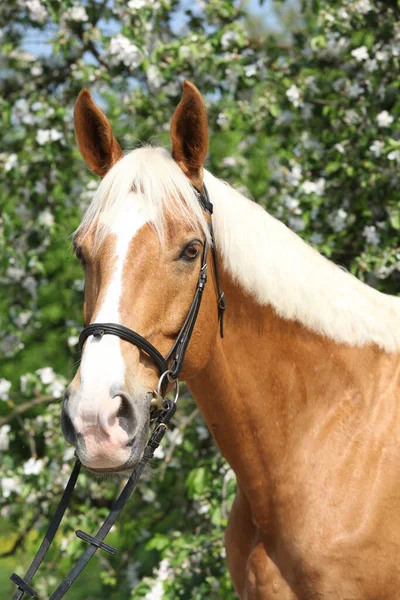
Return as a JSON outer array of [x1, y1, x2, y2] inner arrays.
[[186, 271, 400, 526]]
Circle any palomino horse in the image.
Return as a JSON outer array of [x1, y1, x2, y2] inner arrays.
[[62, 81, 400, 599]]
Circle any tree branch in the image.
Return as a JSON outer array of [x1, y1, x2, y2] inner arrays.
[[0, 395, 59, 426]]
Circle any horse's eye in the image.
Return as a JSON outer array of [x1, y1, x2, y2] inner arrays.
[[74, 246, 86, 265], [180, 242, 201, 262]]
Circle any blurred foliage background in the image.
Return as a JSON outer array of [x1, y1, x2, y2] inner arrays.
[[0, 0, 399, 598]]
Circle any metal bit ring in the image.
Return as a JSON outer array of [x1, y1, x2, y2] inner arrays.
[[157, 370, 180, 404]]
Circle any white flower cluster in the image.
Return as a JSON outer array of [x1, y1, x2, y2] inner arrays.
[[286, 84, 302, 108], [147, 65, 164, 90], [369, 140, 384, 157], [23, 457, 44, 476], [36, 129, 63, 145], [1, 477, 21, 498], [351, 45, 369, 62], [0, 425, 11, 451], [144, 558, 171, 600], [38, 209, 55, 228], [363, 225, 380, 247], [220, 30, 240, 50], [128, 0, 161, 10], [300, 178, 325, 196], [109, 34, 142, 69], [64, 6, 88, 22], [21, 0, 48, 23], [0, 378, 11, 401], [376, 111, 394, 128], [36, 367, 65, 398], [0, 153, 18, 171]]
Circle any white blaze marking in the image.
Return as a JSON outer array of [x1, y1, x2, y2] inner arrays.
[[73, 193, 148, 426]]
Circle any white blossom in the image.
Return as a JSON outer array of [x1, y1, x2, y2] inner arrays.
[[63, 446, 76, 462], [128, 0, 147, 8], [376, 50, 389, 62], [23, 0, 48, 23], [12, 99, 36, 125], [244, 64, 257, 78], [23, 457, 44, 476], [221, 30, 239, 50], [164, 81, 180, 96], [38, 209, 55, 228], [0, 425, 11, 451], [128, 0, 160, 9], [0, 379, 11, 401], [196, 425, 209, 440], [365, 58, 378, 72], [147, 65, 164, 90], [64, 6, 88, 22], [287, 164, 302, 187], [344, 109, 361, 125], [222, 156, 237, 168], [1, 477, 21, 498], [15, 311, 32, 328], [179, 45, 191, 60], [300, 178, 325, 196], [20, 374, 31, 393], [36, 128, 63, 145], [7, 266, 25, 281], [288, 216, 306, 232], [377, 110, 394, 128], [286, 84, 302, 107], [329, 208, 348, 233], [31, 65, 43, 77], [23, 276, 38, 297], [283, 195, 301, 211], [310, 232, 323, 245], [351, 46, 369, 62], [348, 82, 363, 98], [144, 559, 171, 600], [4, 153, 18, 171], [36, 367, 56, 385], [301, 103, 313, 120], [109, 34, 142, 69], [217, 112, 229, 128], [363, 225, 380, 246], [335, 142, 345, 154], [49, 379, 65, 399], [68, 335, 79, 347], [369, 140, 384, 157], [388, 149, 400, 164], [354, 0, 372, 14]]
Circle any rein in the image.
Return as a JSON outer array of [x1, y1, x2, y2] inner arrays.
[[10, 184, 225, 600]]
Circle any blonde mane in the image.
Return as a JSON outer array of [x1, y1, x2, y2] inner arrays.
[[77, 146, 400, 353]]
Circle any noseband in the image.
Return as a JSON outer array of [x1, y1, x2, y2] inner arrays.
[[10, 183, 226, 600], [78, 183, 226, 389]]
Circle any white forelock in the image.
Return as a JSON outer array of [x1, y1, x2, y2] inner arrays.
[[77, 146, 400, 353]]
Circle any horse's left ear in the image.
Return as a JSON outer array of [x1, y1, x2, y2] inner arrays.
[[170, 81, 208, 189]]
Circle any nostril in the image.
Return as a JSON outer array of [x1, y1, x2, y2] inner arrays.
[[61, 408, 77, 446], [115, 393, 135, 438]]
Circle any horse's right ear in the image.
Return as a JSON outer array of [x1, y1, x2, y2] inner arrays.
[[74, 89, 123, 177]]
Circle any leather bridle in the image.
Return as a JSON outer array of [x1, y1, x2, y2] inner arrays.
[[78, 184, 225, 386], [10, 183, 226, 600]]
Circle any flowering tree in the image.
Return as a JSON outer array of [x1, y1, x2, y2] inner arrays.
[[1, 0, 399, 597]]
